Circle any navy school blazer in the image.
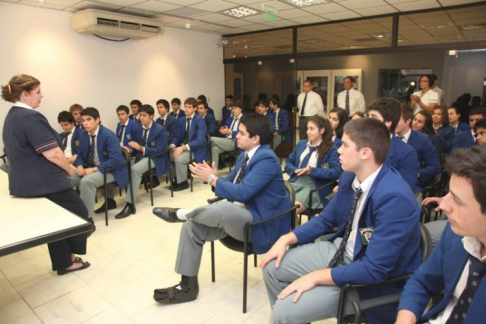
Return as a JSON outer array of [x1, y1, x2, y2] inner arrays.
[[75, 124, 128, 188], [407, 131, 441, 193], [131, 122, 169, 176], [170, 109, 185, 120], [116, 119, 141, 147], [203, 114, 217, 136], [385, 135, 419, 193], [171, 114, 209, 162], [155, 114, 178, 144], [274, 108, 292, 143], [59, 126, 85, 156], [452, 130, 476, 152], [437, 125, 455, 155]]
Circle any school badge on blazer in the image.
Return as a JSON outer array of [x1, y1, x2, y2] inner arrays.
[[102, 150, 108, 157], [360, 227, 374, 245], [74, 139, 80, 147], [320, 162, 329, 169], [150, 140, 156, 147], [126, 134, 132, 140]]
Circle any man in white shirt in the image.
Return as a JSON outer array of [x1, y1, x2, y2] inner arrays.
[[431, 74, 445, 106], [298, 79, 324, 140], [396, 145, 486, 324], [337, 76, 366, 117]]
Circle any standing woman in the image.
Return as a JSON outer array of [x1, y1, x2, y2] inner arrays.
[[328, 107, 348, 147], [410, 74, 439, 114], [285, 116, 341, 216], [432, 105, 455, 154], [1, 74, 90, 275]]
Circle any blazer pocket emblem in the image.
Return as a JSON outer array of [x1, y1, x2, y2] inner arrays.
[[126, 134, 132, 140], [321, 163, 329, 169], [150, 140, 156, 147], [360, 227, 374, 245], [74, 139, 80, 147], [102, 150, 108, 157]]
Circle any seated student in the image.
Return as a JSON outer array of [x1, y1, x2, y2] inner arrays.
[[368, 98, 419, 193], [350, 111, 366, 120], [114, 104, 168, 219], [196, 94, 215, 116], [448, 105, 470, 134], [285, 116, 341, 216], [412, 110, 442, 159], [329, 107, 349, 147], [475, 118, 486, 145], [115, 105, 140, 148], [269, 95, 291, 150], [58, 110, 85, 165], [129, 99, 142, 123], [256, 99, 276, 134], [170, 98, 185, 120], [221, 94, 234, 127], [432, 105, 455, 155], [396, 145, 486, 324], [69, 103, 84, 129], [169, 97, 208, 191], [453, 106, 486, 151], [152, 114, 291, 304], [211, 101, 243, 170], [69, 108, 128, 220], [155, 99, 177, 143], [261, 118, 421, 324], [395, 105, 441, 195], [196, 101, 217, 136]]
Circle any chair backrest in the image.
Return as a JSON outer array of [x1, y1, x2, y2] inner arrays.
[[419, 223, 432, 263]]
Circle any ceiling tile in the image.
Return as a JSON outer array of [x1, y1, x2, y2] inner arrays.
[[340, 0, 387, 10], [154, 14, 185, 22], [159, 0, 205, 5], [302, 3, 347, 15], [115, 7, 157, 16], [219, 27, 249, 34], [226, 0, 266, 5], [95, 0, 146, 6], [392, 0, 441, 11], [241, 14, 275, 23], [277, 8, 311, 19], [262, 19, 297, 28], [217, 18, 255, 27], [290, 15, 329, 24], [198, 12, 236, 22], [17, 0, 65, 9], [246, 0, 294, 11], [130, 0, 180, 11], [191, 0, 239, 12], [240, 23, 273, 31], [72, 1, 123, 11], [355, 5, 398, 16], [320, 10, 361, 20], [164, 6, 208, 17], [439, 0, 485, 5]]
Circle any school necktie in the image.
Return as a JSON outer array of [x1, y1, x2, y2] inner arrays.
[[345, 91, 350, 114], [235, 154, 249, 184], [142, 127, 150, 147], [446, 255, 486, 323], [184, 118, 192, 144], [300, 93, 308, 117], [118, 124, 125, 143], [299, 146, 317, 168], [328, 188, 363, 267], [62, 132, 71, 150], [275, 112, 279, 131], [88, 135, 96, 167], [160, 118, 165, 126], [228, 118, 239, 138]]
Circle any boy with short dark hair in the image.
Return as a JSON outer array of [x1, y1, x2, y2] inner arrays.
[[129, 99, 142, 123], [155, 99, 177, 143], [58, 110, 85, 164], [170, 98, 185, 120], [197, 101, 216, 136], [116, 105, 141, 148]]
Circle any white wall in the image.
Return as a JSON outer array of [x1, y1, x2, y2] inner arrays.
[[442, 51, 486, 105], [0, 2, 225, 153]]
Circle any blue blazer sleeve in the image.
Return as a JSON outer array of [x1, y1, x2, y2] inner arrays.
[[96, 126, 125, 174], [205, 114, 217, 136], [277, 109, 290, 135], [437, 126, 455, 154], [410, 132, 441, 184], [172, 117, 185, 147], [285, 140, 306, 178]]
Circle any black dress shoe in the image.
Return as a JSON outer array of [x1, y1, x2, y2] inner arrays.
[[57, 261, 91, 275], [115, 203, 136, 219], [172, 181, 189, 192], [94, 198, 117, 214], [152, 207, 184, 223]]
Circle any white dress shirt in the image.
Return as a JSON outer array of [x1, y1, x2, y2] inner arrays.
[[337, 88, 366, 115], [297, 91, 324, 117], [412, 89, 439, 114]]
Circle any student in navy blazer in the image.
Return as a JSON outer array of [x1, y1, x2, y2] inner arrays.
[[70, 108, 128, 220], [221, 95, 234, 126], [368, 99, 419, 193], [286, 116, 341, 215], [452, 106, 486, 151], [114, 105, 168, 219], [396, 146, 486, 324], [152, 114, 291, 304], [116, 105, 141, 147], [155, 99, 177, 143], [432, 106, 455, 154], [170, 97, 185, 120], [448, 105, 470, 134], [269, 96, 291, 147], [129, 99, 142, 123], [169, 98, 208, 191], [262, 118, 420, 324], [196, 101, 217, 136], [256, 99, 276, 133], [58, 110, 85, 164]]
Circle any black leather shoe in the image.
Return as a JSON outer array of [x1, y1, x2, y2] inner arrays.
[[57, 261, 91, 275], [172, 181, 189, 192], [154, 276, 199, 304], [115, 203, 136, 219], [152, 207, 184, 223], [94, 198, 117, 214]]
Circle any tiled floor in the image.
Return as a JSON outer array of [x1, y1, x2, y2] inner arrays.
[[0, 169, 337, 324]]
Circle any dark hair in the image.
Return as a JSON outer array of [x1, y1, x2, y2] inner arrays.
[[225, 95, 234, 100], [434, 105, 449, 126], [233, 100, 244, 110], [368, 97, 401, 134], [197, 101, 208, 109], [269, 95, 280, 107], [240, 114, 271, 145], [469, 106, 486, 118], [258, 99, 269, 108], [130, 99, 142, 109], [116, 105, 129, 114], [474, 119, 486, 132], [329, 107, 348, 139], [184, 97, 198, 108], [69, 103, 83, 113], [429, 74, 438, 85], [418, 75, 432, 89], [1, 74, 40, 103], [461, 93, 472, 104], [400, 103, 414, 124], [448, 104, 461, 115], [257, 93, 267, 101], [414, 110, 435, 135], [445, 146, 486, 214], [343, 118, 390, 164], [139, 104, 155, 116], [156, 99, 170, 110], [307, 116, 333, 160], [197, 94, 207, 102], [171, 98, 181, 105], [344, 76, 355, 83], [471, 96, 481, 107], [58, 111, 74, 124], [81, 107, 100, 120], [351, 111, 366, 119]]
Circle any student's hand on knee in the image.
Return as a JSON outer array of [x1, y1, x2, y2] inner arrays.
[[277, 272, 320, 303], [173, 146, 184, 158], [260, 234, 296, 269], [77, 166, 84, 177]]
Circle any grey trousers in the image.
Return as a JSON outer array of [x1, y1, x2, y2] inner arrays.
[[175, 201, 252, 277], [272, 134, 283, 150], [170, 151, 190, 184], [210, 137, 236, 169], [298, 117, 308, 141], [424, 220, 447, 249], [263, 239, 356, 324], [125, 157, 151, 204], [69, 171, 115, 219]]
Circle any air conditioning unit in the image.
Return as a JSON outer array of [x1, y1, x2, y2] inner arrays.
[[71, 9, 164, 39]]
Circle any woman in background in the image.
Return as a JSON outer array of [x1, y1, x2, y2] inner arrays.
[[410, 74, 439, 114], [328, 107, 348, 147]]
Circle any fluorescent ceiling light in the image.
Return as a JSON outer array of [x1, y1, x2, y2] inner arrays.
[[221, 6, 259, 18], [299, 39, 324, 44], [280, 0, 328, 7], [461, 24, 486, 30]]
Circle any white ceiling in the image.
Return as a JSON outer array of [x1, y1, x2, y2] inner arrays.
[[1, 0, 484, 35]]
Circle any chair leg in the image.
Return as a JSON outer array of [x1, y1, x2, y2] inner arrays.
[[104, 184, 109, 226], [243, 251, 248, 313], [211, 241, 216, 282], [253, 253, 257, 267]]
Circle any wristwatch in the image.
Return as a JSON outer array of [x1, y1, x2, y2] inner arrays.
[[208, 174, 215, 184]]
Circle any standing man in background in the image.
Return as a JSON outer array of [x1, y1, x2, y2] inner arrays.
[[337, 76, 366, 116], [298, 79, 324, 140]]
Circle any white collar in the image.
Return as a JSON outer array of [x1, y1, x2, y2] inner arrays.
[[352, 165, 383, 196], [143, 121, 153, 130], [246, 145, 261, 161], [13, 101, 34, 110], [463, 236, 486, 262]]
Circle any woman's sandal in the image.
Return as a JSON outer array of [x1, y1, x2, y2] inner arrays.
[[57, 261, 90, 275]]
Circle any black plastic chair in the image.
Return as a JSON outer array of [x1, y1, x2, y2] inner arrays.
[[337, 223, 432, 324], [297, 180, 337, 226], [218, 139, 239, 172], [208, 181, 298, 313], [145, 148, 171, 204]]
